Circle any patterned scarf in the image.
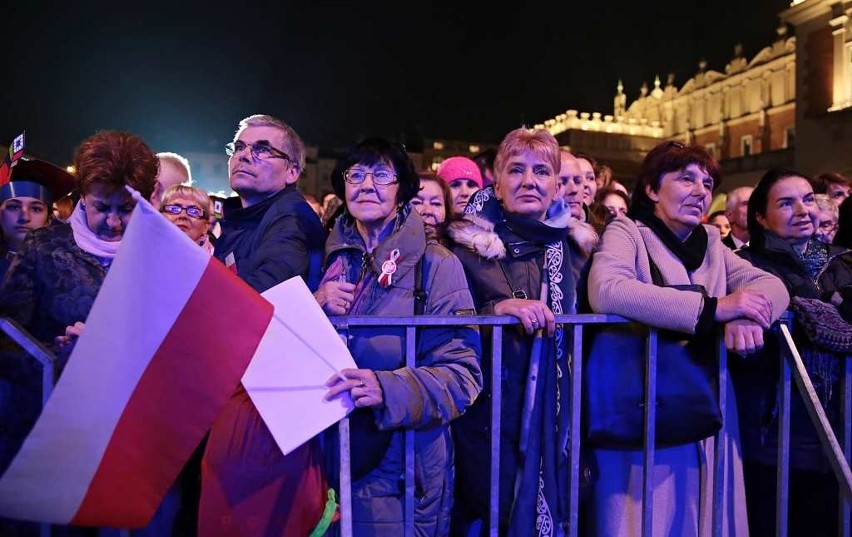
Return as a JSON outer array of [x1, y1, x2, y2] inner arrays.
[[798, 238, 838, 406], [466, 188, 573, 536]]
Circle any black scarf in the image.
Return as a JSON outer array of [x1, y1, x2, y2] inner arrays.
[[633, 205, 708, 272]]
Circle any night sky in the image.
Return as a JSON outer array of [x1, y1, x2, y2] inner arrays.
[[4, 1, 791, 165]]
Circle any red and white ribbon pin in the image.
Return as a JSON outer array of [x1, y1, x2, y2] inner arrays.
[[378, 248, 401, 288]]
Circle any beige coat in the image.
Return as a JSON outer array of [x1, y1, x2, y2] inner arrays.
[[586, 217, 789, 537]]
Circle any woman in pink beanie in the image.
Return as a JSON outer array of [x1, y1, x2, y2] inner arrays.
[[436, 156, 483, 215]]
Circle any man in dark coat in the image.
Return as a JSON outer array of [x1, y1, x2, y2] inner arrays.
[[197, 114, 329, 537]]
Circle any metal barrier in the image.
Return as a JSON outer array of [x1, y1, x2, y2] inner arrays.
[[330, 313, 730, 537], [775, 319, 852, 537], [2, 313, 851, 537]]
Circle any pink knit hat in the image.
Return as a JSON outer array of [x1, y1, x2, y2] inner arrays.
[[436, 156, 483, 189]]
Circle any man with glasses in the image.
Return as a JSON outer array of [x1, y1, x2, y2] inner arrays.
[[199, 114, 328, 536], [214, 113, 325, 291]]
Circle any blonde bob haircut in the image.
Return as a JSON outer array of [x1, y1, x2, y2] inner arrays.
[[161, 184, 212, 218], [493, 127, 561, 181]]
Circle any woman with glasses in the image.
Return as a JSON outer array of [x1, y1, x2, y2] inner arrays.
[[585, 142, 788, 536], [315, 137, 482, 535], [736, 168, 852, 536], [447, 127, 598, 535], [160, 184, 212, 248], [813, 193, 838, 244]]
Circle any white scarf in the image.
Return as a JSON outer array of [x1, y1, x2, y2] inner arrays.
[[69, 200, 121, 259]]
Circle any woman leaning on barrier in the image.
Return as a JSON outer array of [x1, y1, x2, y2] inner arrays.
[[446, 127, 598, 535], [314, 137, 483, 536], [736, 168, 852, 537], [585, 141, 789, 537]]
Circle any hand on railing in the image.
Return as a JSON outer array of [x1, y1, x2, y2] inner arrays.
[[723, 319, 765, 355], [494, 298, 556, 336], [715, 288, 772, 328]]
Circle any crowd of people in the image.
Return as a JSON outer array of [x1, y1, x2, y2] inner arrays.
[[0, 115, 851, 537]]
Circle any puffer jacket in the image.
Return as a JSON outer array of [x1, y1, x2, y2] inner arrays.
[[446, 190, 597, 530], [323, 207, 483, 536], [737, 233, 852, 470]]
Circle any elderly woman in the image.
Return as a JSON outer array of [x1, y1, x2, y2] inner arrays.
[[813, 193, 838, 244], [736, 168, 852, 536], [160, 184, 212, 248], [586, 142, 789, 536], [447, 127, 597, 534], [314, 137, 482, 535], [0, 131, 158, 357], [411, 170, 453, 244]]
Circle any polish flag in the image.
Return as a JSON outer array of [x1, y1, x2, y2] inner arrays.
[[0, 194, 274, 527]]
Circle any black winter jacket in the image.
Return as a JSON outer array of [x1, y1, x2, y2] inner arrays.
[[214, 185, 325, 293], [736, 232, 852, 470]]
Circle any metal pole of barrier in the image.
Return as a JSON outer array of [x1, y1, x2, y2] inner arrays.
[[335, 325, 353, 537], [777, 324, 791, 537], [404, 326, 417, 537], [778, 324, 852, 500], [339, 415, 353, 537], [568, 324, 583, 537], [489, 326, 503, 537], [843, 356, 852, 537], [641, 327, 658, 537], [0, 318, 56, 404], [712, 335, 728, 537], [0, 318, 57, 537]]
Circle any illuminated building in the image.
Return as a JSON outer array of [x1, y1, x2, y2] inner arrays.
[[537, 0, 852, 191]]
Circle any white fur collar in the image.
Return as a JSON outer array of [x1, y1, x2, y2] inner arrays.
[[448, 214, 598, 259]]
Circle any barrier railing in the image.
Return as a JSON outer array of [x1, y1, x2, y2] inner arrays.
[[775, 319, 852, 537], [2, 314, 851, 537], [330, 314, 729, 537]]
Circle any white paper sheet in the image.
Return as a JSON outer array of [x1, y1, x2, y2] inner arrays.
[[244, 276, 357, 456]]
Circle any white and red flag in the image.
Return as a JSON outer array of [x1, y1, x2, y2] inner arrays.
[[0, 194, 275, 527]]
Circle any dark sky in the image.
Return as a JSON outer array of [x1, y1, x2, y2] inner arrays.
[[4, 0, 791, 165]]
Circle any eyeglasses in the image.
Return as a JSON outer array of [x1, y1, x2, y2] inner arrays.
[[225, 141, 296, 165], [343, 168, 398, 185], [162, 204, 206, 219]]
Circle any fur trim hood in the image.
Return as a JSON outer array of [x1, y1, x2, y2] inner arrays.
[[447, 186, 598, 259]]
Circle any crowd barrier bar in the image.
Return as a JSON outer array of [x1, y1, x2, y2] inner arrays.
[[331, 314, 729, 537], [776, 319, 852, 537], [4, 313, 850, 537]]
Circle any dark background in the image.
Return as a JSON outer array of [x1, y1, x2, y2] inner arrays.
[[3, 0, 791, 164]]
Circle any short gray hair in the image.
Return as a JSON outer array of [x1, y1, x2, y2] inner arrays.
[[235, 114, 306, 171]]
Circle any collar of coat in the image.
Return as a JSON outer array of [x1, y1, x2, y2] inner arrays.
[[325, 204, 427, 282], [447, 187, 598, 260]]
